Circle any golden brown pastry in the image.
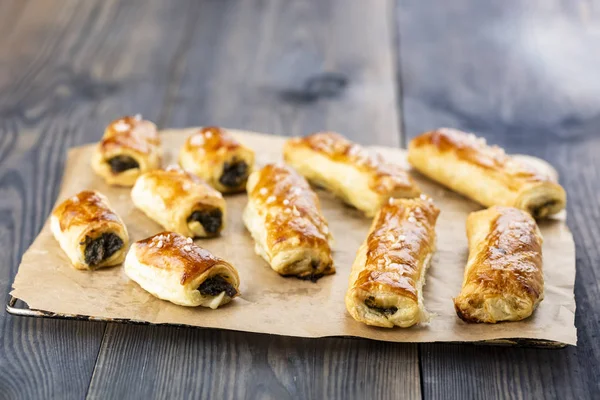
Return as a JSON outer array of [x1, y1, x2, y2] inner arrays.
[[454, 206, 544, 323], [407, 128, 566, 218], [243, 163, 334, 280], [179, 126, 255, 193], [91, 115, 162, 186], [131, 166, 226, 237], [283, 132, 420, 217], [50, 190, 129, 270], [345, 195, 439, 328], [124, 232, 240, 308]]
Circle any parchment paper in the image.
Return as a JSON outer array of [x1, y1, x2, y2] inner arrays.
[[11, 129, 577, 346]]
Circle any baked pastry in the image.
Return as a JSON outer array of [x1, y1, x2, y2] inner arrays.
[[131, 166, 226, 237], [243, 163, 334, 280], [91, 115, 162, 186], [283, 132, 420, 217], [454, 206, 544, 323], [179, 126, 255, 193], [124, 232, 240, 308], [407, 128, 566, 218], [345, 195, 439, 328], [50, 190, 129, 270]]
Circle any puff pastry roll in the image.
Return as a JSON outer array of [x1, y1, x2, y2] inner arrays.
[[131, 166, 226, 237], [345, 195, 439, 328], [454, 206, 544, 323], [51, 190, 129, 270], [243, 163, 334, 280], [91, 115, 162, 186], [125, 232, 240, 308], [408, 128, 566, 218], [283, 132, 420, 217], [179, 127, 255, 193]]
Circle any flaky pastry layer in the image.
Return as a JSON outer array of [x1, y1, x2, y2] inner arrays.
[[51, 190, 129, 270], [179, 127, 255, 193], [125, 232, 240, 308], [91, 115, 162, 186], [454, 206, 544, 323], [407, 128, 566, 218], [345, 195, 439, 328], [243, 163, 334, 280], [284, 132, 420, 217]]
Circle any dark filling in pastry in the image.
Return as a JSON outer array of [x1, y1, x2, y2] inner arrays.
[[198, 275, 237, 297], [187, 208, 223, 235], [82, 233, 124, 266], [365, 296, 398, 316], [219, 161, 249, 188], [297, 260, 326, 282], [531, 200, 558, 218], [107, 155, 139, 173]]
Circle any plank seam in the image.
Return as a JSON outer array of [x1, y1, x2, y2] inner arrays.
[[84, 322, 109, 400], [391, 0, 408, 149]]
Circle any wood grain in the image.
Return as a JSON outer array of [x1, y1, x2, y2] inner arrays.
[[86, 1, 420, 399], [397, 0, 600, 398], [0, 1, 213, 399]]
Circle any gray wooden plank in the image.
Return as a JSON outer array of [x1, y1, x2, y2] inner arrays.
[[86, 1, 420, 399], [0, 1, 205, 398], [396, 0, 600, 398]]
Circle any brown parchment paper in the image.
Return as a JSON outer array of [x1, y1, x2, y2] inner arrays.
[[11, 129, 577, 346]]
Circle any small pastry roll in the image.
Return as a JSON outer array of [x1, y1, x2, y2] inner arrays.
[[179, 126, 255, 193], [283, 132, 421, 217], [243, 163, 334, 280], [124, 232, 240, 308], [454, 206, 544, 323], [345, 195, 439, 328], [50, 190, 129, 270], [131, 166, 226, 237], [91, 115, 162, 186], [408, 128, 566, 218]]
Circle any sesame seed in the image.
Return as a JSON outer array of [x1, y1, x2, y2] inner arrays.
[[205, 131, 213, 138], [419, 194, 427, 201], [387, 233, 395, 242], [322, 226, 329, 234], [398, 235, 406, 241], [266, 195, 276, 204], [284, 208, 291, 214], [283, 199, 290, 206], [408, 216, 416, 223], [183, 245, 191, 251], [292, 207, 300, 216], [415, 207, 422, 213], [186, 237, 193, 244], [156, 240, 163, 248], [259, 187, 268, 195]]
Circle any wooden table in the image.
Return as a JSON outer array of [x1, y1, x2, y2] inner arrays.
[[1, 1, 598, 398]]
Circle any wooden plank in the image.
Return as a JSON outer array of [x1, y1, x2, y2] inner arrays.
[[397, 0, 600, 398], [0, 1, 205, 398], [86, 1, 420, 399]]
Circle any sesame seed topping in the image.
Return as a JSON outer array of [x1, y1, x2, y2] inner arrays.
[[183, 245, 191, 251], [186, 237, 193, 244], [259, 187, 268, 196], [292, 207, 301, 217], [205, 131, 213, 138], [408, 216, 416, 223], [415, 207, 422, 213], [156, 240, 164, 248], [266, 195, 276, 204], [398, 235, 406, 241], [419, 194, 427, 201], [387, 233, 395, 242], [283, 199, 290, 206], [284, 208, 291, 214], [134, 114, 142, 120]]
